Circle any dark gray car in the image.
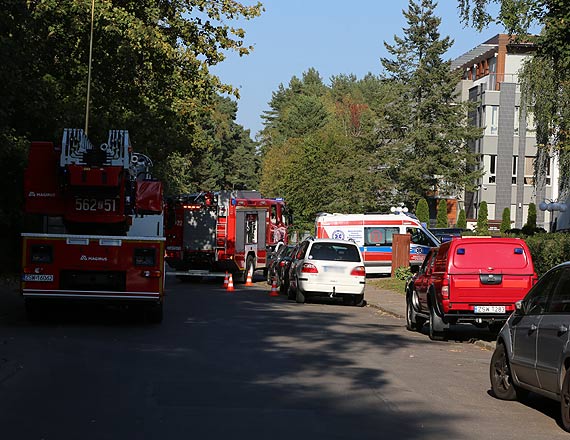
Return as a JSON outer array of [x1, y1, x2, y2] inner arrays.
[[490, 261, 570, 431]]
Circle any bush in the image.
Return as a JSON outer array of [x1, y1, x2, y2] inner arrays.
[[436, 199, 448, 228], [415, 198, 429, 225], [525, 233, 570, 276], [500, 207, 511, 234], [477, 201, 489, 235], [456, 209, 467, 229], [394, 265, 413, 281]]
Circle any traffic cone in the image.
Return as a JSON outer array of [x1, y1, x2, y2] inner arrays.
[[226, 274, 235, 292], [245, 266, 254, 286], [269, 279, 279, 297], [223, 271, 229, 289]]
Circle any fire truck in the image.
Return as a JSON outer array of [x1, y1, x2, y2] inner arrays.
[[165, 191, 291, 282], [21, 129, 165, 322]]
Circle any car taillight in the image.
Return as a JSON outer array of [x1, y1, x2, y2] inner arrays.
[[350, 266, 366, 276], [279, 261, 286, 267], [301, 263, 318, 273], [441, 277, 449, 299]]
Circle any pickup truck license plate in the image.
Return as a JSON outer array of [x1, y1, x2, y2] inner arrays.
[[22, 274, 54, 282], [474, 305, 505, 313]]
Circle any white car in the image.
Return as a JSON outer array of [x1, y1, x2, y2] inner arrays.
[[287, 238, 366, 306]]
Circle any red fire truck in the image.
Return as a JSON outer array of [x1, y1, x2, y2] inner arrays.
[[165, 190, 291, 282], [21, 129, 165, 322]]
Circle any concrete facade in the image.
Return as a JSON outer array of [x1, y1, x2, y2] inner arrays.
[[451, 34, 555, 230]]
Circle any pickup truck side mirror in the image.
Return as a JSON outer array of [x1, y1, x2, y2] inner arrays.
[[514, 300, 524, 315]]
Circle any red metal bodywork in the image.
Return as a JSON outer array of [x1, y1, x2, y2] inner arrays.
[[165, 191, 290, 277], [21, 130, 165, 309]]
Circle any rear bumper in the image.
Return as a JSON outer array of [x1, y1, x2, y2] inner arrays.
[[442, 311, 511, 323], [22, 289, 162, 302], [298, 280, 365, 296]]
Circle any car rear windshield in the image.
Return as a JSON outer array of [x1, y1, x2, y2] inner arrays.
[[309, 243, 361, 262], [451, 242, 531, 270]]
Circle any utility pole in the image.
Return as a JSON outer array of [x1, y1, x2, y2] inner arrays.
[[84, 0, 95, 135]]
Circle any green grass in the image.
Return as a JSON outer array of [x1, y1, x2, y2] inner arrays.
[[367, 276, 407, 295]]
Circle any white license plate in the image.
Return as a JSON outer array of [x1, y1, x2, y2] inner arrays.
[[323, 266, 344, 273], [22, 274, 54, 282], [474, 305, 505, 314]]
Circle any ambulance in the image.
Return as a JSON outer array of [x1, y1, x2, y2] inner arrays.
[[314, 212, 440, 274]]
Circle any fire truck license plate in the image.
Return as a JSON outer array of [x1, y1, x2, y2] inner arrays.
[[22, 274, 54, 282], [474, 305, 505, 314]]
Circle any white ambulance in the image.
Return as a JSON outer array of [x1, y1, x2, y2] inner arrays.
[[314, 212, 440, 275]]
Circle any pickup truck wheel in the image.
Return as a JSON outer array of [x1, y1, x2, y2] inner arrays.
[[490, 343, 526, 400], [428, 303, 448, 341], [406, 292, 425, 331], [561, 370, 570, 432]]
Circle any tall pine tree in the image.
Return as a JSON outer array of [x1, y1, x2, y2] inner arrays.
[[381, 0, 482, 202]]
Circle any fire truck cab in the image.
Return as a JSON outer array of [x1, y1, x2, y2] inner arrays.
[[165, 190, 291, 282]]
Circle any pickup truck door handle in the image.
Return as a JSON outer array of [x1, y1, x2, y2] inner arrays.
[[559, 325, 569, 335]]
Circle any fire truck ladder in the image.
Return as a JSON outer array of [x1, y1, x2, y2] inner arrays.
[[215, 214, 228, 262], [60, 128, 131, 168]]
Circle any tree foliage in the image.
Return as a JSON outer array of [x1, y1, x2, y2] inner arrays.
[[0, 0, 263, 272], [436, 199, 448, 228], [415, 198, 430, 224], [477, 201, 489, 235], [500, 207, 511, 233], [381, 0, 482, 201], [456, 208, 467, 229]]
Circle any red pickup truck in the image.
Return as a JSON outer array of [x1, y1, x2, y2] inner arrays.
[[405, 237, 537, 340]]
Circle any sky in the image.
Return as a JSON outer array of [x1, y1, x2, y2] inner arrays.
[[212, 0, 506, 139]]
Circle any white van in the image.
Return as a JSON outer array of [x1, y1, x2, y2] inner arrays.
[[314, 212, 440, 275]]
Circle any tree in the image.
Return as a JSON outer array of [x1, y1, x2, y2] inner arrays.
[[456, 209, 467, 229], [500, 207, 512, 234], [477, 201, 489, 235], [458, 2, 570, 198], [436, 199, 448, 227], [381, 0, 482, 201], [524, 202, 538, 230], [415, 198, 430, 224]]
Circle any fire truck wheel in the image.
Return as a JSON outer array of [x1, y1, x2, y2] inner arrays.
[[146, 302, 163, 324]]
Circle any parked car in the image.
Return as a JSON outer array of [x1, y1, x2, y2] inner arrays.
[[287, 238, 366, 306], [266, 244, 296, 285], [489, 262, 570, 432], [429, 227, 465, 243], [405, 237, 537, 340]]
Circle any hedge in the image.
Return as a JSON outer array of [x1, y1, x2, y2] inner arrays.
[[523, 233, 570, 277]]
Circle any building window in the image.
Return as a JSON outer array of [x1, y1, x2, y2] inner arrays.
[[524, 156, 534, 185], [487, 155, 496, 184], [486, 106, 499, 135], [514, 106, 520, 136], [512, 156, 517, 185]]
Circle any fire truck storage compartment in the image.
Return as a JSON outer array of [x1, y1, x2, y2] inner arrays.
[[183, 206, 217, 250], [235, 210, 266, 252]]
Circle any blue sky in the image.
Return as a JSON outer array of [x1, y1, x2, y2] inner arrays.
[[212, 0, 506, 138]]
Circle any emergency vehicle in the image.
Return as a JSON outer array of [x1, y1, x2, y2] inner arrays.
[[315, 212, 440, 274], [21, 129, 165, 322], [165, 191, 291, 281]]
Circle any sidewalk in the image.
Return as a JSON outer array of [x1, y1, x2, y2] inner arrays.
[[364, 283, 496, 351]]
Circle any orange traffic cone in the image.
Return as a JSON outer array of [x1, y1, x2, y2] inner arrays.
[[226, 274, 235, 292], [245, 266, 254, 286], [223, 271, 229, 289], [269, 279, 279, 297]]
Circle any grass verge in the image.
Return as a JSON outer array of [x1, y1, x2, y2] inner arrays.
[[367, 276, 406, 295]]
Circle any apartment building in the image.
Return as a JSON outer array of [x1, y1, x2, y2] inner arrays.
[[452, 34, 557, 230]]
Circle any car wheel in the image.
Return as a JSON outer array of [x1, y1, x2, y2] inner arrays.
[[353, 294, 365, 307], [295, 283, 305, 304], [287, 280, 295, 300], [428, 302, 448, 341], [406, 292, 425, 331], [561, 370, 570, 431], [490, 343, 526, 400]]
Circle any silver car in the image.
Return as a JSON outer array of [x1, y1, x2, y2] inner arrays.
[[490, 261, 570, 431], [287, 238, 366, 306]]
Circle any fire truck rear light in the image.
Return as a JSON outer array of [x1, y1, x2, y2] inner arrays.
[[301, 263, 318, 273], [142, 270, 162, 278], [30, 244, 53, 264], [350, 266, 366, 276], [134, 248, 156, 266]]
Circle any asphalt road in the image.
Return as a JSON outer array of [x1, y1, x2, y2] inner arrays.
[[0, 276, 568, 439]]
